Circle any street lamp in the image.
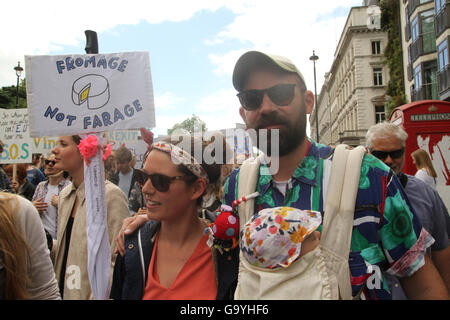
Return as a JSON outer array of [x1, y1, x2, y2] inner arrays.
[[309, 50, 319, 143], [13, 61, 23, 108]]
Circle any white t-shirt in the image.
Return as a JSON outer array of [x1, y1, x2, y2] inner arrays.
[[118, 170, 133, 197], [415, 168, 436, 190], [273, 179, 293, 197], [42, 184, 59, 239]]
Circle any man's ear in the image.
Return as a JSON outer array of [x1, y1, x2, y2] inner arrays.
[[304, 90, 314, 115], [239, 106, 246, 123]]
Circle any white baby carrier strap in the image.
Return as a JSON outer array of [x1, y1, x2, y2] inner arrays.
[[320, 144, 366, 300], [237, 154, 264, 230], [234, 145, 365, 300]]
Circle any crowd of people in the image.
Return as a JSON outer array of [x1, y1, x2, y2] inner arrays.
[[0, 50, 449, 300]]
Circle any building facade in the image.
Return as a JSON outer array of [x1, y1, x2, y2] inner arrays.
[[310, 4, 389, 146], [400, 0, 450, 102]]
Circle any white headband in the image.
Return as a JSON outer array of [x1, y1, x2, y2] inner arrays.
[[152, 142, 209, 183]]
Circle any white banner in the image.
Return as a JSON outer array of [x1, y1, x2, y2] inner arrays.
[[0, 109, 33, 164], [25, 51, 155, 137], [81, 133, 111, 300], [32, 136, 59, 155], [106, 129, 149, 169]]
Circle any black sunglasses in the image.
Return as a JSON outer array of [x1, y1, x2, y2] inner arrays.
[[45, 159, 56, 166], [371, 148, 405, 160], [133, 169, 185, 192], [237, 83, 296, 111]]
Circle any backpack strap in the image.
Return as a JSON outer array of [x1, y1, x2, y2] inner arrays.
[[321, 144, 366, 300], [236, 154, 264, 229]]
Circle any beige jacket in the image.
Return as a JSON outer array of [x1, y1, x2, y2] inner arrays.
[[54, 181, 129, 300], [11, 194, 61, 300]]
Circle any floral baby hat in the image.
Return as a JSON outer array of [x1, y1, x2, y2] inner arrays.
[[240, 207, 322, 269]]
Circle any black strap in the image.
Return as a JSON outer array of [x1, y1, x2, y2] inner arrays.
[[397, 172, 408, 189]]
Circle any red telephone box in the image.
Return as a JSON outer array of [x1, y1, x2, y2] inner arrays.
[[389, 100, 450, 209]]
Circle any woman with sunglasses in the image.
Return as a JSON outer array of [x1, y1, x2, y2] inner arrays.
[[110, 135, 239, 300], [51, 136, 129, 299], [32, 154, 71, 241]]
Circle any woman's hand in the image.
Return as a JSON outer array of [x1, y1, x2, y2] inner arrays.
[[115, 214, 150, 256]]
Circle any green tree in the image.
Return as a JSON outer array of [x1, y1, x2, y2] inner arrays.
[[380, 0, 406, 117], [167, 114, 207, 135], [0, 79, 27, 109]]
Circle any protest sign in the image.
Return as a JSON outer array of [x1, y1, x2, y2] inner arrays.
[[105, 129, 148, 168], [25, 51, 155, 137], [26, 50, 155, 300], [32, 136, 59, 155], [0, 109, 32, 164]]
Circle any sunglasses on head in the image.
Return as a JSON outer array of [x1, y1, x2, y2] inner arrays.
[[45, 159, 56, 166], [237, 83, 296, 111], [133, 169, 185, 192], [371, 148, 405, 160]]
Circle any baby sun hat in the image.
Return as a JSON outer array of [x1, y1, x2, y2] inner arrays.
[[240, 207, 322, 269]]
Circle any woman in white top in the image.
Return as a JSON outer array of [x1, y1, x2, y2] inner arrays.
[[411, 148, 437, 189]]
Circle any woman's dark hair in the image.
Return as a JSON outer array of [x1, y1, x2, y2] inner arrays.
[[71, 135, 82, 145]]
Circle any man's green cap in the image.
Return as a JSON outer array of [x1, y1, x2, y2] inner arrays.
[[232, 51, 306, 92]]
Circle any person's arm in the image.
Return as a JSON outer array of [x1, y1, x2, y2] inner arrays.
[[432, 247, 450, 293], [114, 214, 149, 256], [399, 254, 449, 299], [17, 196, 61, 300]]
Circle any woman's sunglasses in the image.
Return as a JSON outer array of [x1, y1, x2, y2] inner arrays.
[[45, 159, 56, 166], [133, 169, 185, 192], [237, 83, 296, 111], [370, 148, 405, 160]]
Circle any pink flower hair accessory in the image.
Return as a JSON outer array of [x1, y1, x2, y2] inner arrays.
[[78, 135, 112, 165]]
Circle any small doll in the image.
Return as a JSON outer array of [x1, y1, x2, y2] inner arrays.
[[205, 192, 259, 254]]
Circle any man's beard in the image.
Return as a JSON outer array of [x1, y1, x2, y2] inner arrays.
[[253, 110, 306, 157]]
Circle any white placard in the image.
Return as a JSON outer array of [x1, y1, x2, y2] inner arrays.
[[25, 51, 155, 137], [0, 109, 33, 164], [32, 135, 59, 155], [105, 129, 149, 169]]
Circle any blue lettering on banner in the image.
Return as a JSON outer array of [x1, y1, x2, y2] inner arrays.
[[79, 99, 143, 130], [114, 108, 125, 122], [44, 106, 77, 126], [56, 56, 129, 74], [44, 99, 143, 130]]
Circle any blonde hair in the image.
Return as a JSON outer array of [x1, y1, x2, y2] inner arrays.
[[0, 192, 31, 299], [411, 149, 437, 178]]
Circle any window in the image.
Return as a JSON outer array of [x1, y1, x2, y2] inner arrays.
[[423, 60, 438, 99], [373, 68, 383, 86], [435, 0, 445, 13], [414, 64, 422, 90], [438, 39, 449, 71], [375, 105, 386, 123], [420, 9, 436, 54], [372, 41, 381, 55], [411, 16, 419, 42]]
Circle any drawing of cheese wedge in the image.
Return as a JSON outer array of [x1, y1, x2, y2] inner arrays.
[[72, 74, 110, 110]]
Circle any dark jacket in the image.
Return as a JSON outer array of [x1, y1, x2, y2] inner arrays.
[[110, 220, 239, 300], [110, 169, 144, 214]]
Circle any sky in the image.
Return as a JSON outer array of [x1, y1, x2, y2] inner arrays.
[[1, 0, 363, 137]]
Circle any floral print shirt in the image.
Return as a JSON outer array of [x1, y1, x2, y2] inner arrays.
[[222, 139, 433, 300]]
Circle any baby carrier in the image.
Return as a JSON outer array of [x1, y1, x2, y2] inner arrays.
[[234, 144, 366, 300]]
